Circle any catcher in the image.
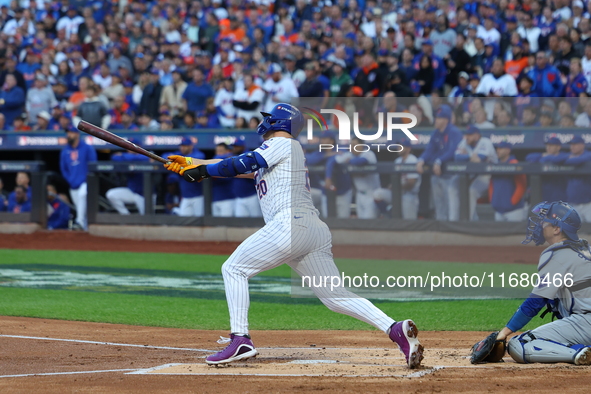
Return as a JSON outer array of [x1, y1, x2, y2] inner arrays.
[[471, 201, 591, 365]]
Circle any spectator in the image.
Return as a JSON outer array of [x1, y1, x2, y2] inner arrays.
[[233, 73, 264, 125], [554, 36, 578, 75], [540, 110, 555, 127], [160, 70, 187, 117], [430, 15, 457, 59], [526, 137, 569, 202], [564, 58, 588, 97], [517, 12, 542, 53], [454, 126, 498, 221], [412, 55, 435, 95], [0, 113, 5, 131], [182, 68, 214, 114], [211, 143, 236, 217], [12, 112, 31, 131], [7, 185, 31, 214], [231, 139, 262, 217], [564, 136, 591, 221], [60, 126, 97, 230], [137, 113, 160, 131], [47, 184, 70, 230], [140, 69, 164, 119], [263, 63, 299, 112], [283, 54, 306, 88], [477, 16, 501, 46], [298, 62, 325, 98], [582, 43, 591, 89], [0, 56, 26, 93], [56, 6, 85, 39], [26, 74, 58, 125], [107, 45, 133, 77], [92, 64, 113, 91], [575, 100, 591, 127], [520, 106, 539, 126], [354, 52, 384, 97], [448, 72, 472, 105], [412, 40, 446, 92], [111, 109, 139, 131], [444, 34, 472, 87], [106, 139, 151, 215], [0, 74, 26, 127], [527, 51, 564, 97], [16, 50, 42, 89], [505, 42, 529, 79], [34, 111, 51, 131], [74, 85, 110, 130], [476, 59, 518, 98], [416, 105, 463, 221], [103, 74, 125, 103], [214, 77, 236, 128]]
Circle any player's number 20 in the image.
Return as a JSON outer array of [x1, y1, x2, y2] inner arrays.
[[256, 179, 268, 199]]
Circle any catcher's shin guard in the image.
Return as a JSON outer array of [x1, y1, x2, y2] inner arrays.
[[507, 332, 580, 364]]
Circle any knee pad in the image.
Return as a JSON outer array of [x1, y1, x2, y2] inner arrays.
[[507, 331, 578, 364]]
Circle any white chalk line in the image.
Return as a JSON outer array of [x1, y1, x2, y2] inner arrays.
[[0, 334, 212, 352], [128, 362, 446, 378], [0, 369, 138, 379]]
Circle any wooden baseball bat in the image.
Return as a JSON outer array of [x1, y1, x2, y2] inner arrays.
[[77, 120, 168, 164]]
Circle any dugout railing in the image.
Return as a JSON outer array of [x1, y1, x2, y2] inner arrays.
[[82, 161, 591, 235]]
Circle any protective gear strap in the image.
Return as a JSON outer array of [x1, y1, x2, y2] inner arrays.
[[507, 294, 546, 332], [206, 151, 268, 177]]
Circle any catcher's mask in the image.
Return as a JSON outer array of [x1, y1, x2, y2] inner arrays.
[[522, 201, 581, 246]]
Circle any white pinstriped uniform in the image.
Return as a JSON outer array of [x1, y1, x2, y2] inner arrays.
[[222, 136, 395, 335]]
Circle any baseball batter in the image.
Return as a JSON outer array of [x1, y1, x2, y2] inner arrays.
[[164, 104, 423, 368], [491, 202, 591, 364]]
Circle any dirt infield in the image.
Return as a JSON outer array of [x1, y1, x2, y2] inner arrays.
[[1, 317, 590, 393], [0, 231, 538, 264]]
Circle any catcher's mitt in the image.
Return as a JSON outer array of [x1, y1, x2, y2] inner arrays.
[[470, 331, 507, 364]]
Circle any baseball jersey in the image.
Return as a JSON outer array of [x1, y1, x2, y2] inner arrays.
[[233, 85, 264, 122], [454, 136, 498, 163], [60, 140, 97, 189], [475, 73, 518, 97], [394, 154, 421, 194], [214, 88, 236, 128], [336, 151, 380, 192], [253, 137, 316, 223], [533, 241, 591, 317], [262, 77, 300, 112]]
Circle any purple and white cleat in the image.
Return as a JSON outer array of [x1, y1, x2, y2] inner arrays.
[[205, 334, 258, 365], [389, 319, 424, 369]]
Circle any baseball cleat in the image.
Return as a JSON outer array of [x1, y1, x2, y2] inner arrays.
[[205, 334, 258, 365], [389, 319, 424, 369], [574, 346, 591, 365]]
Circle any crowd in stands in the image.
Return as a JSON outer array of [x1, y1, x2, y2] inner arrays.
[[1, 0, 591, 227], [0, 0, 591, 131]]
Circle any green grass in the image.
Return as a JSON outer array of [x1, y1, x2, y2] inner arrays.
[[0, 249, 552, 331]]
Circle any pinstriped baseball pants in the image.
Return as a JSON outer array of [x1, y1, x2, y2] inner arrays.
[[221, 209, 395, 334]]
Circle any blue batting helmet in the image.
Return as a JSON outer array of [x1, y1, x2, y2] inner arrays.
[[256, 103, 305, 136], [523, 201, 581, 246]]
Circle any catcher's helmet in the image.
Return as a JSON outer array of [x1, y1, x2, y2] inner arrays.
[[256, 103, 305, 136], [523, 201, 581, 246]]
